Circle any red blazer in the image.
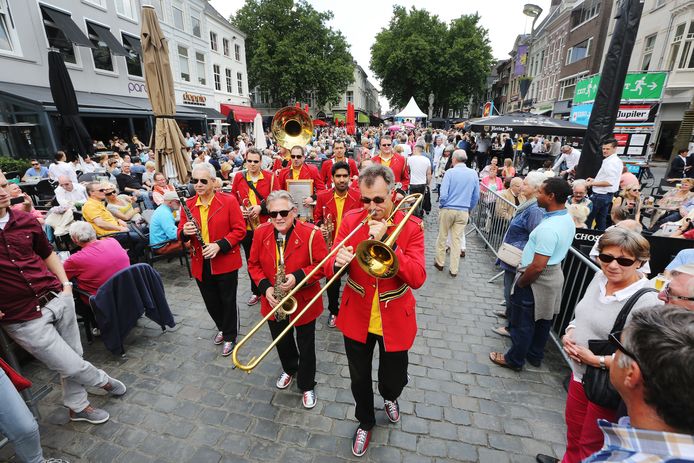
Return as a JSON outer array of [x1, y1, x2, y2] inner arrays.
[[372, 153, 410, 191], [248, 220, 328, 325], [324, 208, 426, 351], [277, 163, 325, 194], [313, 188, 362, 243], [177, 192, 246, 280], [272, 156, 290, 173], [320, 157, 359, 188], [230, 169, 278, 225]]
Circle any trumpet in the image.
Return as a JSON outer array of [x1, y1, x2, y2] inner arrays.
[[232, 193, 423, 372], [323, 207, 334, 248], [243, 198, 260, 230]]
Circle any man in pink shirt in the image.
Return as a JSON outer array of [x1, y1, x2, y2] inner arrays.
[[619, 165, 639, 189]]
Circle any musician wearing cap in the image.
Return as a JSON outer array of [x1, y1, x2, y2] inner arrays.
[[371, 135, 410, 201], [231, 148, 277, 307], [320, 139, 358, 188], [325, 164, 426, 457], [277, 145, 325, 209], [314, 161, 362, 328], [177, 163, 246, 357], [247, 190, 328, 409]]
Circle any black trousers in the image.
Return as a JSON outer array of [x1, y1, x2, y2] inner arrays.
[[195, 261, 239, 342], [409, 184, 427, 218], [344, 334, 409, 430], [267, 318, 317, 392], [240, 230, 259, 296], [326, 275, 342, 316]]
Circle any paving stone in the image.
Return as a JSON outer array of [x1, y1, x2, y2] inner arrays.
[[389, 429, 419, 451], [186, 446, 222, 463]]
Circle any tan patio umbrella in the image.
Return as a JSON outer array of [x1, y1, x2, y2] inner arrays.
[[141, 5, 190, 184]]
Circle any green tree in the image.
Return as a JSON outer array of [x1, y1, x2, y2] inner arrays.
[[232, 0, 354, 107], [370, 6, 493, 116]]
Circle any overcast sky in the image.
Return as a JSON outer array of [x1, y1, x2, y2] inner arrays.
[[209, 0, 552, 111]]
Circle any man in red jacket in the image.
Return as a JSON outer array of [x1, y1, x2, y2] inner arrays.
[[248, 190, 328, 409], [231, 148, 278, 306], [325, 164, 426, 457], [178, 163, 246, 357], [314, 161, 362, 328], [277, 146, 325, 214], [320, 139, 358, 188], [371, 135, 410, 201]]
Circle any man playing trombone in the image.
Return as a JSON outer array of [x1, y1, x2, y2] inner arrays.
[[231, 148, 277, 306], [247, 190, 328, 409], [325, 165, 426, 457], [314, 161, 361, 328]]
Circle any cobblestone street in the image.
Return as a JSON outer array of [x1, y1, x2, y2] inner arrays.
[[3, 211, 570, 463]]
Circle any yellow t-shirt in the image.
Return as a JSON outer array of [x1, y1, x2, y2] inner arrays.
[[195, 194, 214, 244], [334, 193, 346, 233], [381, 157, 392, 168], [246, 171, 264, 206], [292, 168, 301, 180], [368, 290, 383, 336], [82, 197, 119, 236]]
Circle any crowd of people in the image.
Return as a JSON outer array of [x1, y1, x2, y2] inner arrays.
[[0, 122, 693, 462]]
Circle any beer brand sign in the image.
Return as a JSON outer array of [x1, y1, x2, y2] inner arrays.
[[183, 92, 207, 106]]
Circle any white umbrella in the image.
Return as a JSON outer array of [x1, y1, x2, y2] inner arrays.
[[253, 113, 266, 150]]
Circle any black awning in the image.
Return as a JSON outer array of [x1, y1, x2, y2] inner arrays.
[[41, 6, 94, 49], [197, 106, 226, 120], [88, 23, 128, 56], [122, 34, 142, 55]]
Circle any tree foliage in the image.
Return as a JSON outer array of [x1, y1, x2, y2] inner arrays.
[[232, 0, 354, 107], [370, 6, 493, 114]]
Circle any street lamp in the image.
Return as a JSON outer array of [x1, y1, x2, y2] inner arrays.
[[523, 4, 543, 33]]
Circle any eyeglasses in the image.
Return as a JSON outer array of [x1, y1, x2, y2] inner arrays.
[[268, 209, 291, 218], [360, 196, 386, 204], [380, 143, 391, 147], [661, 282, 694, 303], [290, 155, 303, 159], [192, 178, 209, 185], [246, 159, 260, 164], [597, 253, 637, 267], [608, 331, 648, 381]]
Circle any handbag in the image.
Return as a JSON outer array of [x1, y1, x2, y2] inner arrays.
[[0, 357, 32, 392], [582, 287, 657, 409], [422, 187, 432, 213], [497, 243, 523, 267]]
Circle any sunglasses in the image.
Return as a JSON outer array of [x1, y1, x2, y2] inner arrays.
[[597, 253, 637, 267], [661, 282, 694, 303], [290, 155, 303, 159], [192, 178, 209, 185], [246, 159, 260, 164], [268, 209, 291, 218], [360, 196, 386, 204], [608, 331, 648, 380], [97, 188, 107, 193], [105, 191, 115, 196], [381, 143, 391, 147], [31, 163, 39, 166]]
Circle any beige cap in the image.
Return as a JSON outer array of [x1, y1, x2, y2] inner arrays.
[[162, 191, 179, 201], [674, 264, 694, 276]]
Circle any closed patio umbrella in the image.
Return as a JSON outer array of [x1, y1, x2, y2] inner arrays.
[[252, 113, 266, 150], [141, 6, 190, 184], [48, 50, 92, 160]]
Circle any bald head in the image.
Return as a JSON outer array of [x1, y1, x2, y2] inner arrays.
[[452, 149, 467, 164]]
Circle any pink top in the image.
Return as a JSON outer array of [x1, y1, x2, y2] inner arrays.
[[64, 238, 130, 299], [481, 175, 504, 192], [620, 171, 639, 189]]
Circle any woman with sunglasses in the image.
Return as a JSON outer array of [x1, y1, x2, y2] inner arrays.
[[612, 182, 642, 223], [247, 190, 328, 409], [103, 184, 143, 225], [549, 228, 662, 463]]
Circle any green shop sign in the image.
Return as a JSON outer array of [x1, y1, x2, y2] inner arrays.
[[573, 72, 667, 104]]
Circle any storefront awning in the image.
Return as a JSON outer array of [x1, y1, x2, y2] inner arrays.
[[357, 113, 370, 123], [333, 113, 345, 122], [220, 104, 259, 123], [196, 106, 226, 120], [88, 23, 128, 56], [41, 6, 94, 49]]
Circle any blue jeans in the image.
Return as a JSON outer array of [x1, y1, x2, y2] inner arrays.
[[0, 369, 43, 463], [587, 193, 613, 231], [504, 284, 553, 368], [135, 190, 155, 210]]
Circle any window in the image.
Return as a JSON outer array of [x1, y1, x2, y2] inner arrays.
[[676, 21, 694, 69], [234, 43, 241, 61], [83, 0, 107, 7], [570, 0, 600, 29], [237, 72, 243, 94], [172, 1, 184, 30], [641, 34, 657, 71], [225, 68, 232, 93], [213, 64, 221, 91], [115, 0, 136, 20], [41, 7, 78, 64], [195, 52, 206, 85], [566, 38, 592, 65], [191, 15, 201, 38], [346, 90, 354, 104], [86, 22, 113, 72], [559, 77, 578, 100], [122, 33, 142, 77], [0, 0, 17, 53], [178, 46, 189, 82], [667, 23, 685, 70], [223, 38, 229, 56], [210, 31, 218, 52]]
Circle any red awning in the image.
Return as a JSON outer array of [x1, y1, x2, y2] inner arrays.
[[220, 104, 259, 123]]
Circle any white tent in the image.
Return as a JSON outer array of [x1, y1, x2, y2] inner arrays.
[[394, 97, 427, 120]]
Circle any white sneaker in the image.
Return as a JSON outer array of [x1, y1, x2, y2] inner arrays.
[[276, 372, 293, 389], [302, 390, 316, 409]]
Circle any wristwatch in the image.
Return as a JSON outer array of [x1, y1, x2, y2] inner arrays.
[[62, 281, 73, 287], [599, 355, 606, 370]]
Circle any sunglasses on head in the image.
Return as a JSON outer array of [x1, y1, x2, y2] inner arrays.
[[290, 155, 303, 159], [360, 196, 386, 204], [597, 253, 637, 267], [192, 178, 209, 185], [268, 209, 291, 218]]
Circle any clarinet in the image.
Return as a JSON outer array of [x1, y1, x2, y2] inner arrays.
[[177, 189, 208, 258]]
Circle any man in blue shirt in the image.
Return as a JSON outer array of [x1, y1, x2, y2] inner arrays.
[[149, 191, 184, 255], [22, 159, 49, 181], [434, 150, 480, 277], [490, 177, 575, 371]]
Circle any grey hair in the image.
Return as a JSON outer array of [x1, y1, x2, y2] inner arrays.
[[444, 144, 456, 153], [191, 162, 216, 179], [572, 179, 587, 190], [266, 190, 297, 209], [359, 164, 394, 190], [524, 171, 546, 189], [596, 227, 650, 262], [452, 149, 467, 162], [69, 221, 97, 244]]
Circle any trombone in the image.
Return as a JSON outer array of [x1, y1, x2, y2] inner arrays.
[[232, 193, 423, 372]]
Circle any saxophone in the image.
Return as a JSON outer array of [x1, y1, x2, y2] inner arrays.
[[177, 189, 208, 258], [273, 234, 290, 321]]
